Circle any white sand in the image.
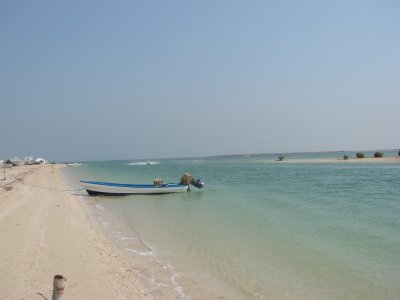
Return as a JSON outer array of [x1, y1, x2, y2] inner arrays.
[[0, 165, 150, 299]]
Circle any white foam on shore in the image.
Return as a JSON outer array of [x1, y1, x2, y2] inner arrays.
[[112, 231, 135, 240], [119, 237, 135, 240], [124, 248, 154, 257], [169, 267, 190, 299]]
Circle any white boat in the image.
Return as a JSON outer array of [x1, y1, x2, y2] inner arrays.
[[80, 173, 204, 195], [67, 163, 82, 167], [80, 173, 204, 196], [80, 180, 189, 195]]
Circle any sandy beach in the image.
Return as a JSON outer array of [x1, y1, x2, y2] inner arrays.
[[0, 165, 151, 299]]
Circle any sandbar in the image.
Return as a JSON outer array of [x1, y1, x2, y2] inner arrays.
[[266, 156, 400, 164]]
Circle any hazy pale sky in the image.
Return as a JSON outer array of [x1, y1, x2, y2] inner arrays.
[[1, 1, 399, 161]]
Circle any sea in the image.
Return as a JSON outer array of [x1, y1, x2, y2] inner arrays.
[[62, 150, 400, 300]]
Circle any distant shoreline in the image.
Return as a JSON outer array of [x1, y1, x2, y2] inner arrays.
[[207, 149, 399, 158], [265, 156, 400, 164]]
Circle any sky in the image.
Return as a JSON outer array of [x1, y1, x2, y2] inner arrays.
[[1, 1, 399, 161]]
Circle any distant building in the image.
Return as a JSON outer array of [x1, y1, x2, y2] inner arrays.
[[11, 156, 23, 166], [34, 158, 47, 164], [24, 156, 33, 165], [5, 159, 14, 167]]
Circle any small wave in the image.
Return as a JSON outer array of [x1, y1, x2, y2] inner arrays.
[[127, 161, 160, 166], [171, 273, 189, 299], [120, 237, 135, 240], [155, 263, 188, 299], [124, 248, 154, 256]]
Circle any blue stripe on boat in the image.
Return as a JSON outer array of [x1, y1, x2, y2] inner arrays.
[[80, 180, 185, 188]]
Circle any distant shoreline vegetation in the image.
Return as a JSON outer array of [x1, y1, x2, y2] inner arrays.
[[207, 149, 396, 159], [49, 149, 398, 163], [353, 152, 385, 159], [356, 152, 365, 159]]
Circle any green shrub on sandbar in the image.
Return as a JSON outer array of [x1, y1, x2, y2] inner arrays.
[[356, 153, 365, 159], [374, 152, 384, 158], [277, 155, 285, 161], [343, 155, 349, 160]]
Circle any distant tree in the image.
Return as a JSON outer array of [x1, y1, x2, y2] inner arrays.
[[374, 152, 384, 158], [343, 155, 349, 160], [277, 155, 285, 161], [356, 153, 365, 159]]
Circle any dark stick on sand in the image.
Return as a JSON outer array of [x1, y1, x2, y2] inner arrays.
[[52, 275, 67, 300]]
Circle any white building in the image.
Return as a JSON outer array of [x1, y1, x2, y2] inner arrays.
[[11, 156, 23, 166], [24, 156, 33, 165], [35, 158, 48, 164]]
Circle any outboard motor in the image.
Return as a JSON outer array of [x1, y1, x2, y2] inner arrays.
[[192, 178, 204, 189], [180, 173, 205, 189]]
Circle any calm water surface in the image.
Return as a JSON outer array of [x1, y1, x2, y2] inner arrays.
[[63, 151, 400, 299]]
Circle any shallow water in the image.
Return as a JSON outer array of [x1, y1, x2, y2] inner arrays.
[[63, 150, 400, 299]]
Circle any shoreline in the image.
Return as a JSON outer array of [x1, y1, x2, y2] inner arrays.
[[0, 164, 228, 299], [61, 166, 241, 299], [0, 165, 150, 299]]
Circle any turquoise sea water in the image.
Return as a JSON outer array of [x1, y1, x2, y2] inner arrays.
[[63, 150, 400, 299]]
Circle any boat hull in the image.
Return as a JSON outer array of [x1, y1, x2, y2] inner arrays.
[[80, 180, 189, 195]]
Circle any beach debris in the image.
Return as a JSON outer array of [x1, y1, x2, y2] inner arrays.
[[36, 292, 48, 300], [52, 274, 67, 300]]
